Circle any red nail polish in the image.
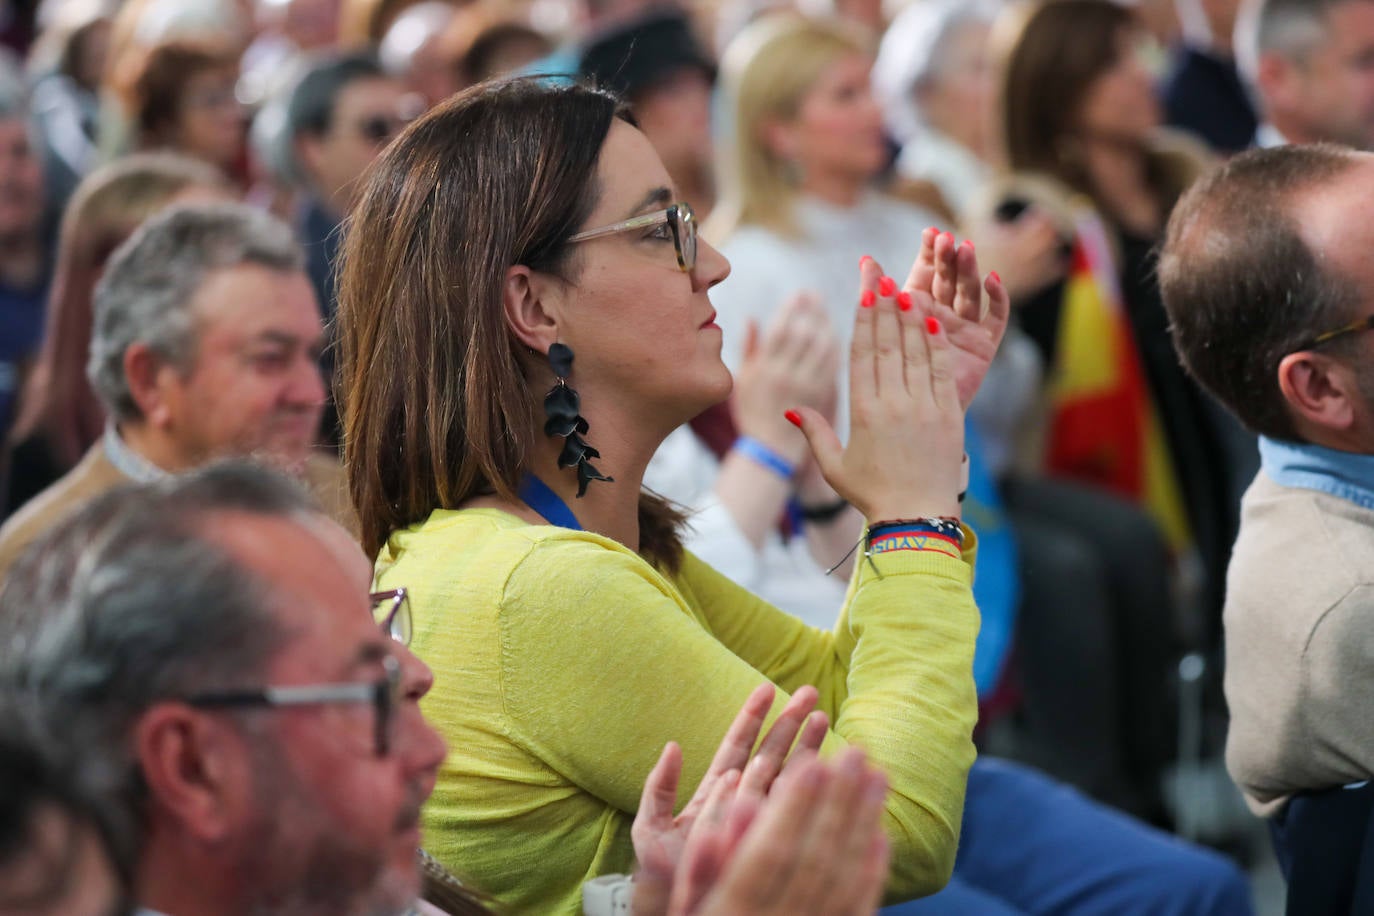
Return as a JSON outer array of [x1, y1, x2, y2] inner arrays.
[[989, 271, 1001, 285], [925, 316, 941, 335], [785, 409, 803, 428], [963, 239, 975, 251], [897, 291, 912, 311], [859, 254, 872, 267], [943, 231, 954, 243], [860, 289, 876, 308], [878, 276, 897, 297]]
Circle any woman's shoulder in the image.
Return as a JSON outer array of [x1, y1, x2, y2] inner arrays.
[[378, 507, 678, 602]]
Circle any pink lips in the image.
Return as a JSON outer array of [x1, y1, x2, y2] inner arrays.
[[700, 311, 719, 330]]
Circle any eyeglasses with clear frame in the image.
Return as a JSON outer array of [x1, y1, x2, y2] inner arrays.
[[1293, 314, 1374, 354], [567, 202, 698, 272], [371, 588, 412, 646], [185, 654, 402, 758]]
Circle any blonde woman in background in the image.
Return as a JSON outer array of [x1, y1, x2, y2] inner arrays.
[[707, 16, 945, 429]]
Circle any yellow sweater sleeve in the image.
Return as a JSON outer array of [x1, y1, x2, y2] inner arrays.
[[495, 529, 979, 900]]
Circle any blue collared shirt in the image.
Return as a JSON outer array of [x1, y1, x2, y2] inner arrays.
[[1260, 435, 1374, 510]]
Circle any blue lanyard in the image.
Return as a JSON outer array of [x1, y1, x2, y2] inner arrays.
[[518, 473, 583, 530]]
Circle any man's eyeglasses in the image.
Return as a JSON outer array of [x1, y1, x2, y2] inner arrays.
[[181, 590, 412, 757], [185, 655, 402, 758], [372, 588, 411, 646], [568, 202, 698, 273], [1293, 315, 1374, 353]]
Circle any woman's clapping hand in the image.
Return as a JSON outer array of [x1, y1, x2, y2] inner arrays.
[[785, 256, 965, 521], [631, 683, 827, 915], [629, 684, 890, 916]]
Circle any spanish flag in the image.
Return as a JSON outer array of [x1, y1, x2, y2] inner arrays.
[[1043, 207, 1192, 552]]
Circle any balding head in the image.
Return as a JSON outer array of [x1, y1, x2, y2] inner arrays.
[[1160, 144, 1365, 440]]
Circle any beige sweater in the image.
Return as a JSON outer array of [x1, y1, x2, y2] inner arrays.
[[0, 444, 357, 579], [1224, 471, 1374, 816]]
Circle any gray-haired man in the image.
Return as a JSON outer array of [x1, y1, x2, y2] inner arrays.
[[0, 463, 449, 916], [1237, 0, 1374, 148], [0, 202, 352, 575]]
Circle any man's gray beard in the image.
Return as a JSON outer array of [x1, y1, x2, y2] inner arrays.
[[232, 731, 415, 916]]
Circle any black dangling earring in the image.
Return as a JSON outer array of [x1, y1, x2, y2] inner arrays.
[[542, 343, 613, 497]]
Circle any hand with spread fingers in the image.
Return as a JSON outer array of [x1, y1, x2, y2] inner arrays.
[[630, 683, 828, 916], [732, 291, 841, 467], [902, 227, 1012, 410], [660, 747, 891, 916], [785, 256, 967, 522]]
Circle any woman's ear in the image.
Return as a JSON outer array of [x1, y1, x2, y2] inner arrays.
[[760, 118, 795, 163], [502, 265, 562, 354]]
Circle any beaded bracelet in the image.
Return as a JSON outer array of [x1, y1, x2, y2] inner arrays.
[[733, 436, 796, 481]]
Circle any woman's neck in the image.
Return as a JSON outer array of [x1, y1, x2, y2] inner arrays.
[[799, 168, 866, 209], [472, 400, 663, 551], [1083, 139, 1161, 237]]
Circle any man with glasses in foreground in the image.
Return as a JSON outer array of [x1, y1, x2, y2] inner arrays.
[[1159, 143, 1374, 817], [0, 463, 448, 916]]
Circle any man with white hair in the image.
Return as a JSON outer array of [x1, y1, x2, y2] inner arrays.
[[1236, 0, 1374, 148]]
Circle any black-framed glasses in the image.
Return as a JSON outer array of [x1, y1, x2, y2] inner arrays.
[[185, 655, 402, 757], [372, 588, 412, 646], [567, 202, 698, 272], [1294, 315, 1374, 353]]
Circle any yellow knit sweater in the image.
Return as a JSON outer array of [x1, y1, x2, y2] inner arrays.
[[377, 507, 980, 914]]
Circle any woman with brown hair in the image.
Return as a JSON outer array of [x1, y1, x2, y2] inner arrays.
[[2, 152, 228, 517], [124, 41, 248, 182], [335, 76, 1007, 913]]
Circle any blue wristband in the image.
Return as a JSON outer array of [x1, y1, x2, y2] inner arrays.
[[734, 436, 796, 481]]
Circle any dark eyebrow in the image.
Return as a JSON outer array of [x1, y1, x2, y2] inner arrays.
[[625, 186, 673, 219]]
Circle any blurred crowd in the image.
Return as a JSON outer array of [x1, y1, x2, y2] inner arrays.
[[1, 0, 1372, 912]]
